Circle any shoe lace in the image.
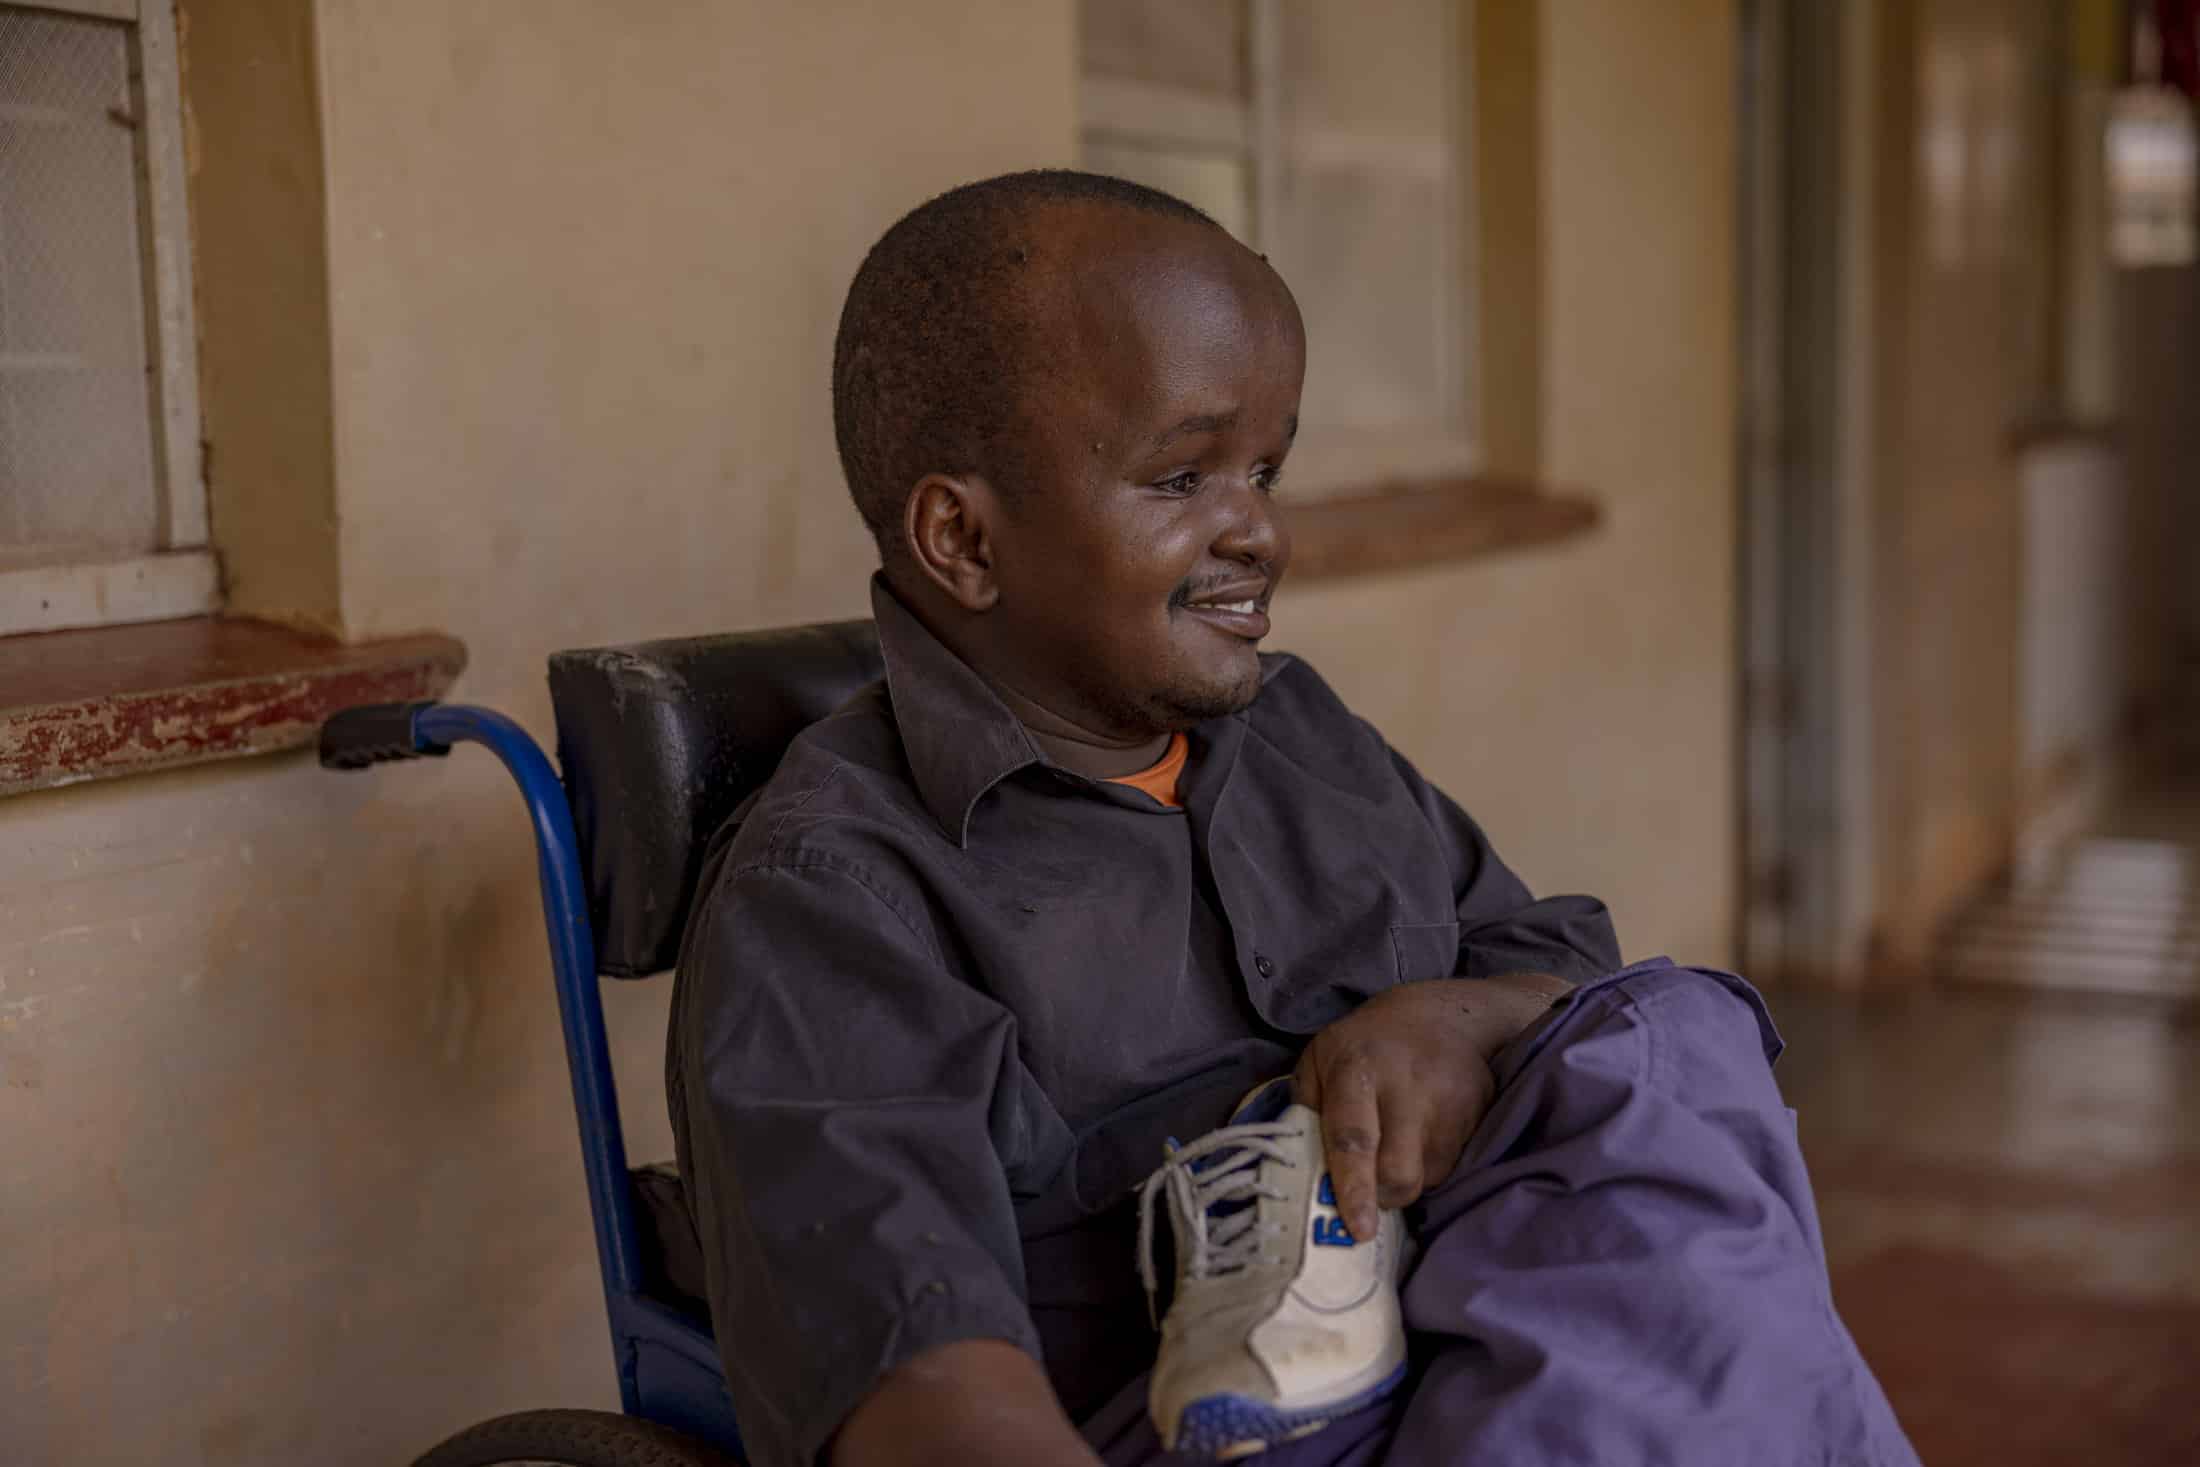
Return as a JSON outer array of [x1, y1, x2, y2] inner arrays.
[[1135, 1121, 1301, 1328]]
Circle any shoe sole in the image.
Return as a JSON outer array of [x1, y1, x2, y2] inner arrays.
[[1172, 1360, 1409, 1459]]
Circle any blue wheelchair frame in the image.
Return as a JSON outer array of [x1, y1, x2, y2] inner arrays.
[[328, 702, 744, 1458]]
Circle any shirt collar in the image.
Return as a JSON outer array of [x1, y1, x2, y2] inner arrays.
[[868, 573, 1293, 847], [870, 574, 1046, 848]]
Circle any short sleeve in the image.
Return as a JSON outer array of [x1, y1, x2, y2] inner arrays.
[[671, 856, 1042, 1467], [1385, 744, 1622, 985]]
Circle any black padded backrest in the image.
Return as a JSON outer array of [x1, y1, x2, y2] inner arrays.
[[547, 620, 883, 977]]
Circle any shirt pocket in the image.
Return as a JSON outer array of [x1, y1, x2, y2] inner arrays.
[[1389, 920, 1461, 984]]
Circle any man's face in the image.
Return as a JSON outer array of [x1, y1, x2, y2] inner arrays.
[[983, 211, 1306, 739]]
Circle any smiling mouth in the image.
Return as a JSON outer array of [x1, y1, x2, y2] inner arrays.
[[1178, 586, 1273, 640]]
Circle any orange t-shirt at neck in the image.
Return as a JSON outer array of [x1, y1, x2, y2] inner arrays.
[[1103, 732, 1188, 808]]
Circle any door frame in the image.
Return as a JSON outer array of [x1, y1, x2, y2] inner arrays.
[[1737, 0, 1884, 987]]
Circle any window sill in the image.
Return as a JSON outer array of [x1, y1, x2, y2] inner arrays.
[[1285, 474, 1603, 583], [0, 616, 466, 797]]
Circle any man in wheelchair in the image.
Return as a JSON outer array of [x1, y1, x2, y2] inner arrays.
[[668, 171, 1915, 1467]]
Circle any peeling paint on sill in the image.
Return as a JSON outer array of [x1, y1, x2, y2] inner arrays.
[[0, 617, 466, 797]]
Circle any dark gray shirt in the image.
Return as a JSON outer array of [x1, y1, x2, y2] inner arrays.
[[668, 578, 1620, 1467]]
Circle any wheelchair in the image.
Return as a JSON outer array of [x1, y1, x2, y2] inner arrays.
[[320, 620, 886, 1467]]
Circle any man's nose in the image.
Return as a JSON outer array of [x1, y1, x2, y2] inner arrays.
[[1213, 478, 1288, 568]]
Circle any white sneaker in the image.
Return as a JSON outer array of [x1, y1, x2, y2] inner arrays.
[[1136, 1080, 1409, 1459]]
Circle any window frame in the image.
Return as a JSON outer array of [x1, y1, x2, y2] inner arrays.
[[1075, 0, 1481, 493], [0, 0, 213, 637]]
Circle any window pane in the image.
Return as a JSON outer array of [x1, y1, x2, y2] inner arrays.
[[1269, 0, 1466, 445], [0, 8, 159, 560], [1080, 0, 1247, 101], [1079, 136, 1253, 241], [1285, 163, 1449, 432], [1279, 0, 1451, 143], [1074, 0, 1475, 478]]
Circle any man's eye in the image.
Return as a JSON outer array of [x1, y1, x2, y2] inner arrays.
[[1253, 465, 1284, 493], [1156, 471, 1203, 495]]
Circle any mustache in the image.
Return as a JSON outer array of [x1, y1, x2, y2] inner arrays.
[[1171, 575, 1274, 608]]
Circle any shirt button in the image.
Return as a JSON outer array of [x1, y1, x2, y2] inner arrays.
[[1254, 953, 1275, 978]]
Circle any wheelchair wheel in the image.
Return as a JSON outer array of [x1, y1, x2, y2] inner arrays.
[[411, 1409, 741, 1467]]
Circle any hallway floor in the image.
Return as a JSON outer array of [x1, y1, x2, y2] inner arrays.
[[1772, 782, 2200, 1465], [1943, 782, 2200, 1004]]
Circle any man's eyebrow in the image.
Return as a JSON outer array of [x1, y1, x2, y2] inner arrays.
[[1148, 412, 1237, 454]]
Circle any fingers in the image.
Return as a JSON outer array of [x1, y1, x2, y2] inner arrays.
[[1373, 1111, 1425, 1216], [1312, 1051, 1384, 1245], [1305, 1049, 1493, 1244], [1298, 991, 1513, 1243], [1369, 1074, 1473, 1214], [1408, 1068, 1496, 1205]]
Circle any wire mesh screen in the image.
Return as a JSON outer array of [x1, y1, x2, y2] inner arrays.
[[0, 6, 158, 564]]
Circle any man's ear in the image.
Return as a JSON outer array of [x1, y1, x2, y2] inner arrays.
[[902, 472, 1002, 613]]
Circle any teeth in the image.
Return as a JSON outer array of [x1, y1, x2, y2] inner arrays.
[[1194, 599, 1258, 614]]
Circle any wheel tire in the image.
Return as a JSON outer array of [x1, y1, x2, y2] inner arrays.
[[410, 1409, 743, 1467]]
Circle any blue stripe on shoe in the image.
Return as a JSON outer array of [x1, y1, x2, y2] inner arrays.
[[1228, 1076, 1295, 1125], [1172, 1360, 1409, 1459]]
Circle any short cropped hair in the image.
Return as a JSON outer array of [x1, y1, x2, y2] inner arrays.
[[831, 169, 1221, 556]]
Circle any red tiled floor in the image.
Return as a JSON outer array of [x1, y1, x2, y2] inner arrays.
[[1775, 898, 2200, 1466], [1829, 1245, 2200, 1467]]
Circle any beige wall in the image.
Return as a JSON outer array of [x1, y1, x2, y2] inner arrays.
[[185, 0, 344, 633], [4, 4, 1076, 1462], [1277, 0, 1739, 965], [314, 0, 1082, 674], [0, 3, 1739, 1461]]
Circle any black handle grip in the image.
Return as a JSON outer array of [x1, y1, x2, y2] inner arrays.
[[319, 702, 451, 770]]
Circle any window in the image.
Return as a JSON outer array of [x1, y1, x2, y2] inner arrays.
[[1077, 0, 1476, 492], [0, 0, 209, 636]]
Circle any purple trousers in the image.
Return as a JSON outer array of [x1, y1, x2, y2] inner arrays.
[[1083, 959, 1920, 1467]]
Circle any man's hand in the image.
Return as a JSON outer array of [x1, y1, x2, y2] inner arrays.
[[1292, 972, 1572, 1243]]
